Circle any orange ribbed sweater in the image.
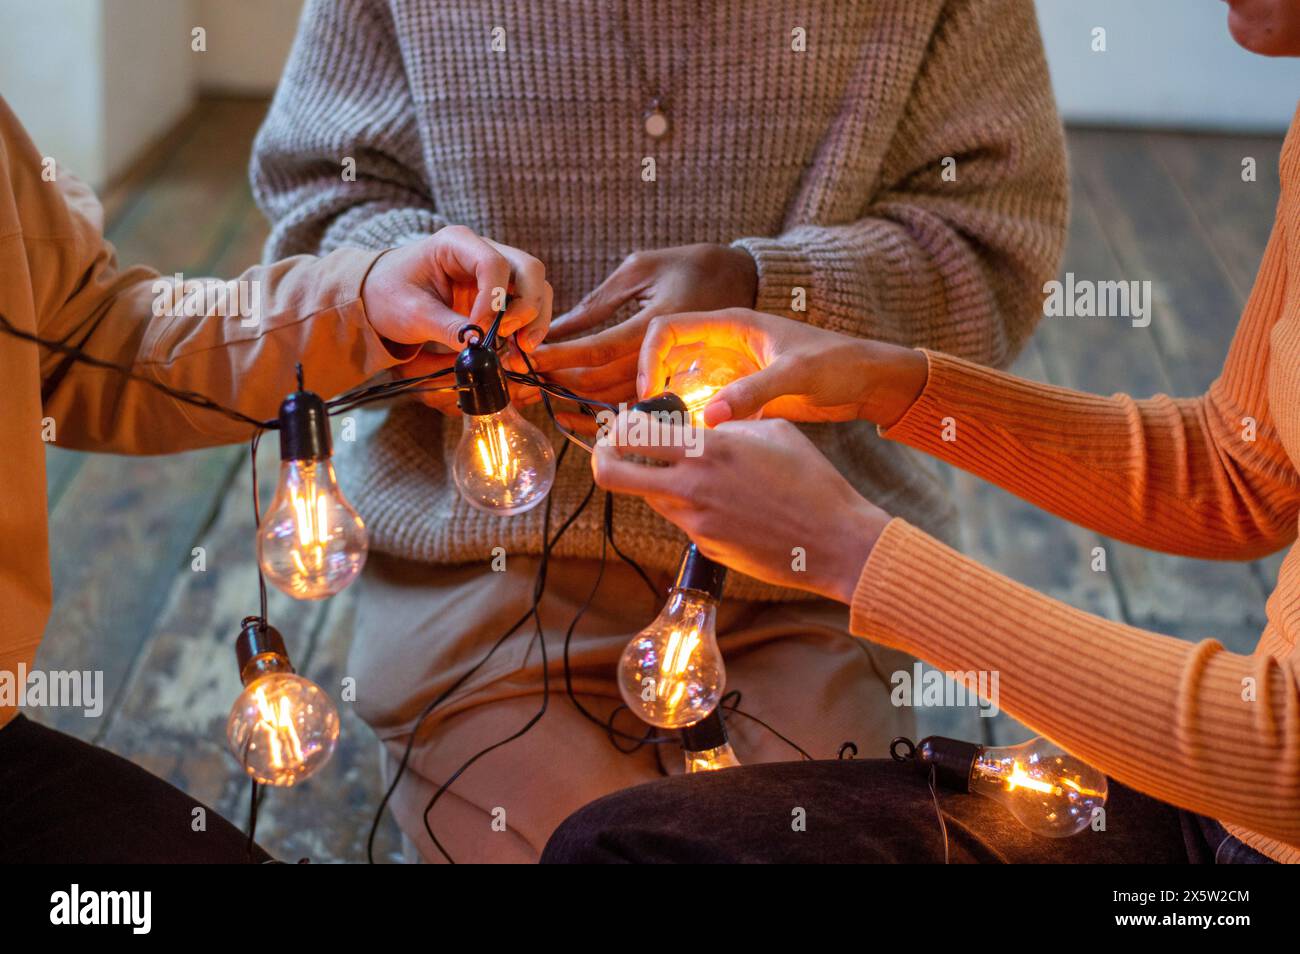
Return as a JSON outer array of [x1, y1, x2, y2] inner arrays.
[[851, 115, 1300, 863]]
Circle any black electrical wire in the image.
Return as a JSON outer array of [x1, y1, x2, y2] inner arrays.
[[1, 307, 821, 858]]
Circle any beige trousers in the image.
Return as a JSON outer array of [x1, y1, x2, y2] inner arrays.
[[348, 552, 917, 863]]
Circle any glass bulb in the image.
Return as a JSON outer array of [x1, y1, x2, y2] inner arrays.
[[970, 737, 1108, 838], [618, 587, 725, 729], [226, 672, 339, 787], [453, 405, 556, 515], [684, 741, 741, 773], [665, 346, 759, 427], [258, 458, 367, 600]]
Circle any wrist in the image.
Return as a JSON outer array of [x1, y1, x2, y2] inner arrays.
[[717, 245, 759, 309], [857, 342, 928, 428], [823, 498, 889, 605]]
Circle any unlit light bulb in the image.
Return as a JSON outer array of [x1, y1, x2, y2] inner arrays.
[[226, 619, 339, 787], [618, 545, 727, 729]]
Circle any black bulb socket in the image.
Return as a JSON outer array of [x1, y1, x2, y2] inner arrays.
[[674, 542, 726, 601], [680, 707, 730, 753], [455, 342, 511, 416], [631, 391, 689, 420], [278, 389, 332, 462], [235, 616, 294, 685], [914, 735, 981, 793]]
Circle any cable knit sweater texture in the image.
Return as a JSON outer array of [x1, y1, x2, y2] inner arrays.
[[251, 0, 1067, 599]]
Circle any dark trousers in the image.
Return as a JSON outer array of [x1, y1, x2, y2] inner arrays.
[[0, 714, 269, 863], [541, 758, 1276, 864]]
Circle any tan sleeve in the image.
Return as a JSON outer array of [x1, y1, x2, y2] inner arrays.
[[4, 98, 413, 454]]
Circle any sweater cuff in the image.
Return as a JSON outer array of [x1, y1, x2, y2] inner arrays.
[[353, 248, 421, 367], [848, 517, 926, 651], [731, 236, 817, 318]]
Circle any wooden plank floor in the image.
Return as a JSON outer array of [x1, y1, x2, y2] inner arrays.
[[31, 96, 1287, 861]]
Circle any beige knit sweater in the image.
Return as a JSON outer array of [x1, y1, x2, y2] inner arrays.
[[251, 0, 1067, 599]]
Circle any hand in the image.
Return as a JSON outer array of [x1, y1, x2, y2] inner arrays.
[[638, 308, 929, 428], [528, 244, 758, 429], [592, 416, 890, 603], [361, 225, 552, 413]]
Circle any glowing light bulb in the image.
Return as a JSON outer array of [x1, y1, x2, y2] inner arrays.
[[681, 708, 741, 773], [258, 388, 367, 600], [913, 735, 1108, 838], [454, 404, 556, 515], [618, 545, 727, 729], [259, 458, 367, 599], [452, 339, 555, 515], [664, 346, 759, 427], [226, 619, 339, 787]]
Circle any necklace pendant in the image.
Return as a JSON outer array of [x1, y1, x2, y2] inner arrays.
[[644, 108, 669, 139]]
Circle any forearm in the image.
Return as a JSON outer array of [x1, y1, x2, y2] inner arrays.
[[44, 249, 414, 453], [851, 519, 1300, 850], [874, 349, 1300, 559]]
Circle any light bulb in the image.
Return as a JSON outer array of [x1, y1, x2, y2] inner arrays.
[[452, 339, 555, 515], [664, 346, 759, 427], [913, 735, 1108, 838], [258, 387, 367, 600], [681, 708, 741, 773], [453, 404, 556, 515], [969, 737, 1108, 838], [226, 619, 339, 787], [618, 545, 727, 729]]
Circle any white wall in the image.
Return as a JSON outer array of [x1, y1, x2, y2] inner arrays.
[[194, 0, 304, 94], [102, 0, 198, 182], [1036, 0, 1300, 132], [0, 0, 108, 185]]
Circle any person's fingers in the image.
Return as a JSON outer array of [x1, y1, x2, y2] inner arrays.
[[638, 310, 762, 399], [591, 442, 684, 499], [702, 355, 803, 425], [538, 351, 639, 394], [548, 253, 651, 340], [600, 415, 692, 463], [530, 316, 648, 373], [424, 226, 514, 338], [485, 241, 551, 345], [554, 411, 599, 437]]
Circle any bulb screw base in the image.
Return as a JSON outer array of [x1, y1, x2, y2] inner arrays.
[[914, 735, 980, 793], [455, 342, 511, 416], [674, 543, 726, 601], [680, 707, 730, 753], [278, 389, 332, 462], [235, 616, 294, 685]]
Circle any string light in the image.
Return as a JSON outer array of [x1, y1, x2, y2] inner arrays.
[[451, 327, 557, 515], [226, 617, 340, 787], [257, 373, 368, 600], [618, 542, 728, 729], [681, 708, 741, 773], [898, 735, 1108, 838], [661, 346, 759, 427]]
